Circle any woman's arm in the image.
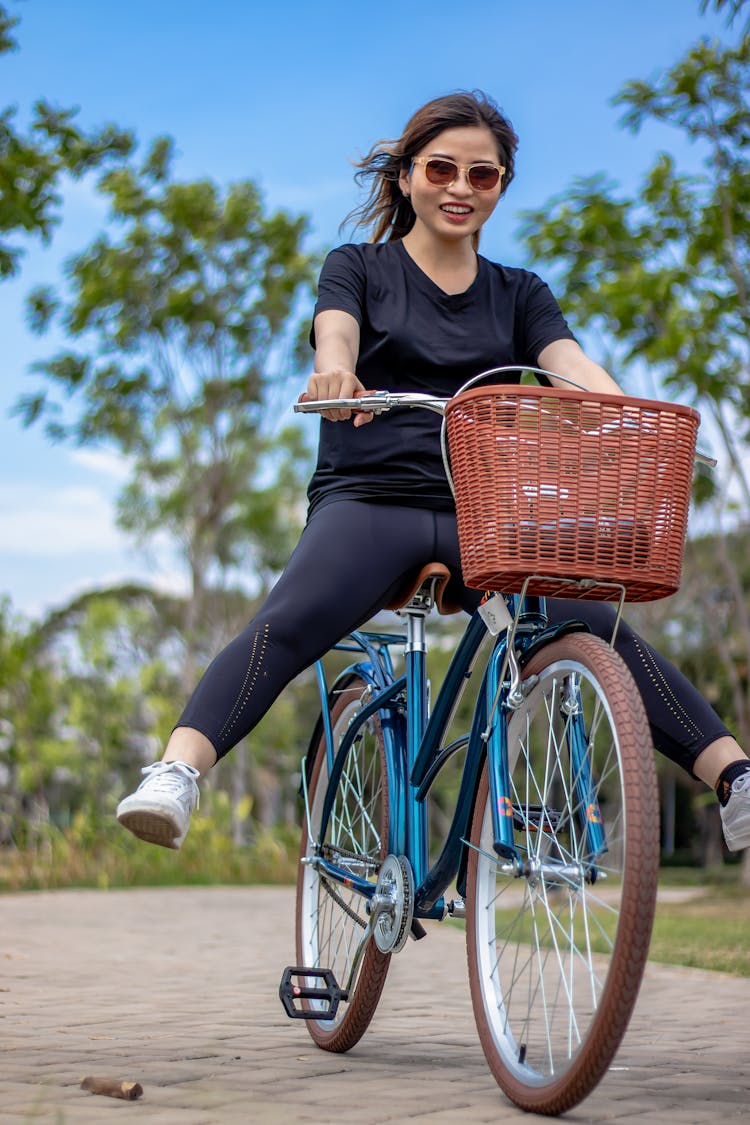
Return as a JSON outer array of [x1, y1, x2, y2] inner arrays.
[[537, 338, 624, 396], [305, 309, 372, 425]]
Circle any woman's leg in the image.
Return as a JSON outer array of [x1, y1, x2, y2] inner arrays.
[[173, 502, 453, 760], [692, 737, 747, 786], [117, 502, 454, 845], [544, 599, 750, 850], [544, 600, 743, 779]]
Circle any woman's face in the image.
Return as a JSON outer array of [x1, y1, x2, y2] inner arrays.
[[399, 124, 504, 245]]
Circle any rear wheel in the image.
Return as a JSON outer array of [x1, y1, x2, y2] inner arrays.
[[466, 633, 659, 1115], [296, 674, 391, 1051]]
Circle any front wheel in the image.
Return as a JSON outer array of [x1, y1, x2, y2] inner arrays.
[[295, 674, 392, 1051], [466, 633, 659, 1115]]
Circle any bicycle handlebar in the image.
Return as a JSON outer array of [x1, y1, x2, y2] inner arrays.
[[294, 391, 447, 416], [293, 369, 717, 470]]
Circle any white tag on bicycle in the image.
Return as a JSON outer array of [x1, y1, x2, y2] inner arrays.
[[478, 593, 513, 635]]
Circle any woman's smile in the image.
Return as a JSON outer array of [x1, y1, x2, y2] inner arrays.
[[440, 203, 475, 221]]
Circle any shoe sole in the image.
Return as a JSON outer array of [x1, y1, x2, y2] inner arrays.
[[117, 808, 183, 850]]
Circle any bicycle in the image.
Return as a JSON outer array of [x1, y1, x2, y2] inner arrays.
[[279, 370, 702, 1115]]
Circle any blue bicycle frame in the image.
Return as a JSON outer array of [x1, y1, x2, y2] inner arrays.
[[306, 593, 600, 923]]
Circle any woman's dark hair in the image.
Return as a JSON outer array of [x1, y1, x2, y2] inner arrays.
[[345, 91, 519, 244]]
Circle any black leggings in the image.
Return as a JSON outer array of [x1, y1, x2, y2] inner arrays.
[[178, 500, 730, 775]]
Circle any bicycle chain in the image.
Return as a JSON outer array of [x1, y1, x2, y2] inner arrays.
[[319, 875, 368, 928], [319, 843, 381, 871]]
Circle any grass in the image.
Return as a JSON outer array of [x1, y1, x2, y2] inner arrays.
[[450, 868, 750, 977], [650, 884, 750, 975], [0, 798, 298, 892]]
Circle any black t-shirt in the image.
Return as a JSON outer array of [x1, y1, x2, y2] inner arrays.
[[307, 239, 575, 515]]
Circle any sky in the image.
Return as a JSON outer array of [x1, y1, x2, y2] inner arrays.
[[0, 0, 735, 619]]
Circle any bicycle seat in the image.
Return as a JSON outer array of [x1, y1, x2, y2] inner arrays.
[[385, 562, 461, 615]]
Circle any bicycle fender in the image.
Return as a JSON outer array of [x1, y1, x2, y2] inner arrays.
[[300, 662, 386, 795], [316, 672, 406, 856], [518, 620, 590, 669]]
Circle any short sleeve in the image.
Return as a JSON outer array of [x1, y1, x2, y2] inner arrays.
[[520, 274, 577, 365], [310, 245, 367, 346]]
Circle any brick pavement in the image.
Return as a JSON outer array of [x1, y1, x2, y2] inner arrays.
[[1, 885, 748, 1123]]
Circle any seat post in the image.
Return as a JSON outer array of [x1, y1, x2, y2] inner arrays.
[[398, 581, 440, 889], [399, 573, 442, 655], [405, 608, 428, 654]]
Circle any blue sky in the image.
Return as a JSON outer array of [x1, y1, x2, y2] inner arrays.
[[0, 0, 733, 618]]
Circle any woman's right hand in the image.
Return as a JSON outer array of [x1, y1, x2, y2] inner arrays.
[[302, 368, 373, 426]]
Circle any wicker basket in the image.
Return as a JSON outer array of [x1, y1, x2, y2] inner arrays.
[[444, 384, 700, 602]]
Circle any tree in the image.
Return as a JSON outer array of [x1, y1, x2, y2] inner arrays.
[[16, 140, 317, 673], [519, 33, 749, 473], [517, 27, 750, 752], [0, 597, 59, 846], [700, 0, 750, 33], [0, 4, 133, 278]]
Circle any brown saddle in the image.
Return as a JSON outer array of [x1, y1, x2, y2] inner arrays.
[[384, 562, 461, 616]]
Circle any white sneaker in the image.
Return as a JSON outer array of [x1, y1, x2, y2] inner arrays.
[[720, 774, 750, 852], [116, 761, 200, 850]]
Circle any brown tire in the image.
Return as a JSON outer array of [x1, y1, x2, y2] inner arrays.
[[295, 674, 391, 1051], [466, 633, 659, 1115]]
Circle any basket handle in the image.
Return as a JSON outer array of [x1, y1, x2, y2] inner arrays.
[[452, 364, 586, 397]]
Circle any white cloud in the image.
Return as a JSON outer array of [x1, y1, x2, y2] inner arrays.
[[69, 448, 132, 481], [0, 483, 126, 556], [55, 564, 190, 605], [0, 484, 191, 618]]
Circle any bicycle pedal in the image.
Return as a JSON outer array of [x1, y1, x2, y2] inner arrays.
[[278, 966, 349, 1021]]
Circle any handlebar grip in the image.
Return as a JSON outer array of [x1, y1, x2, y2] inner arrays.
[[294, 393, 390, 415]]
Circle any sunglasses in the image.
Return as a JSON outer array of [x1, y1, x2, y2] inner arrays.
[[410, 156, 505, 192]]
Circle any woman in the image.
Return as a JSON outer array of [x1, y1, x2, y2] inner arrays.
[[116, 91, 750, 853]]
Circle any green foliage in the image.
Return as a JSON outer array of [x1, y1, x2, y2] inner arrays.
[[0, 598, 57, 843], [0, 585, 317, 877], [628, 527, 750, 746], [0, 518, 330, 893], [15, 135, 318, 676], [17, 140, 317, 452], [3, 18, 321, 873], [700, 0, 750, 33], [0, 589, 186, 848], [0, 793, 298, 892], [519, 33, 750, 461], [518, 20, 750, 761], [0, 3, 134, 278]]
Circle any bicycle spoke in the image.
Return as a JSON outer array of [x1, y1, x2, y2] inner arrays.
[[467, 634, 659, 1114], [296, 675, 392, 1050]]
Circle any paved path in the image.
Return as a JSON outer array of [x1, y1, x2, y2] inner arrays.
[[2, 885, 748, 1123]]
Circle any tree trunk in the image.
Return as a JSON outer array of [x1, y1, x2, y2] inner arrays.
[[230, 743, 248, 847], [741, 847, 750, 888], [661, 774, 676, 858], [696, 802, 725, 869]]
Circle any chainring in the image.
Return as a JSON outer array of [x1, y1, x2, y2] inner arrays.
[[372, 854, 415, 954]]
